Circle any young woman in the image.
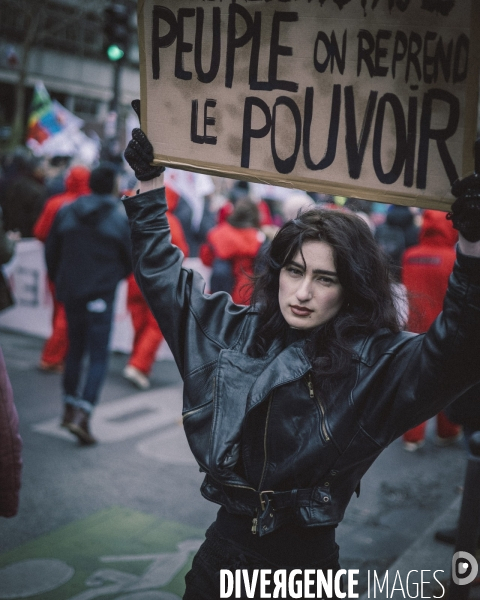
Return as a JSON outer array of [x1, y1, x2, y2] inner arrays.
[[123, 122, 480, 599]]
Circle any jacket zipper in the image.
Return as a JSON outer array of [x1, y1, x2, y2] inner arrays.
[[258, 395, 273, 489], [218, 480, 259, 533], [209, 371, 313, 535], [306, 373, 330, 442], [183, 376, 216, 423], [182, 404, 210, 422], [250, 394, 273, 534], [248, 374, 313, 534]]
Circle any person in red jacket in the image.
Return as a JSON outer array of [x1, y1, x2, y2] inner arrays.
[[199, 199, 265, 305], [402, 209, 462, 451], [123, 186, 189, 390], [33, 165, 91, 372]]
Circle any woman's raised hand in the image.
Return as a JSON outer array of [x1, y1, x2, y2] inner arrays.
[[448, 139, 480, 254], [124, 100, 165, 182]]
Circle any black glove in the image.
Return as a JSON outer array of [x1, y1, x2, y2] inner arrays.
[[124, 100, 165, 182], [447, 140, 480, 243]]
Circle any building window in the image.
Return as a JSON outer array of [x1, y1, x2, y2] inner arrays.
[[65, 95, 101, 119]]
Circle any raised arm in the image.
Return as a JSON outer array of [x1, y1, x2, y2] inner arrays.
[[123, 103, 250, 377], [364, 148, 480, 444]]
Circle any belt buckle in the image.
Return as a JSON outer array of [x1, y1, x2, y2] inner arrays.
[[259, 490, 274, 512]]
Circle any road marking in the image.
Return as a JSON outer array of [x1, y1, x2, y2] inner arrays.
[[0, 508, 204, 599], [32, 387, 183, 443], [137, 423, 197, 466], [32, 386, 199, 466], [0, 559, 74, 598]]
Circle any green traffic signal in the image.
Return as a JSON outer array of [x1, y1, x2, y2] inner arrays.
[[107, 44, 125, 61], [104, 2, 131, 61]]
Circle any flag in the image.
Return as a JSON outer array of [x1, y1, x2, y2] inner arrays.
[[25, 82, 98, 163]]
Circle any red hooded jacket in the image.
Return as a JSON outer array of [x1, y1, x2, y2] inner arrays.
[[33, 166, 91, 242], [402, 210, 458, 333], [199, 221, 264, 305]]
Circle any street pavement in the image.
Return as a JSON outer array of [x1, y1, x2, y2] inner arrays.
[[0, 328, 472, 599]]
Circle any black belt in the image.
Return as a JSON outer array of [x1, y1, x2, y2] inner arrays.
[[222, 484, 331, 512]]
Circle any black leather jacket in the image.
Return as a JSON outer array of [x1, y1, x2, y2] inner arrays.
[[124, 188, 480, 537]]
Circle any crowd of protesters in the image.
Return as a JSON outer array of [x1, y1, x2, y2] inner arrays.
[[0, 146, 469, 453]]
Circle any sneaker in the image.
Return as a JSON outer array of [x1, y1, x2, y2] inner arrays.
[[434, 432, 463, 447], [123, 365, 150, 390], [403, 440, 426, 452]]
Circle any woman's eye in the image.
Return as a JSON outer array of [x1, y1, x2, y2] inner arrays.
[[317, 276, 334, 284], [286, 267, 302, 276]]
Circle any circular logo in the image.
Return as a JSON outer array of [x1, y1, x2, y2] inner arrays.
[[452, 551, 478, 586]]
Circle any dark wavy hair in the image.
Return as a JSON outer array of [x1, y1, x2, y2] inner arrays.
[[249, 208, 401, 388]]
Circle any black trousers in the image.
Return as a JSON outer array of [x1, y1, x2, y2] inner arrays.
[[183, 523, 342, 600]]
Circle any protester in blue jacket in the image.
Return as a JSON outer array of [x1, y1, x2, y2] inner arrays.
[[45, 163, 131, 445]]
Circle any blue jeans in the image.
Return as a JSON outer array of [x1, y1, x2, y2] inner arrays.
[[63, 297, 114, 409]]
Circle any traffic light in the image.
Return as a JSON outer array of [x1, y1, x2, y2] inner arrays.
[[103, 2, 130, 61]]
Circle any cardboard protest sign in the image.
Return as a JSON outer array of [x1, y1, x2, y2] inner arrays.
[[137, 0, 480, 210]]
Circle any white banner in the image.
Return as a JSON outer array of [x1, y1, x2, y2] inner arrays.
[[0, 240, 211, 361]]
